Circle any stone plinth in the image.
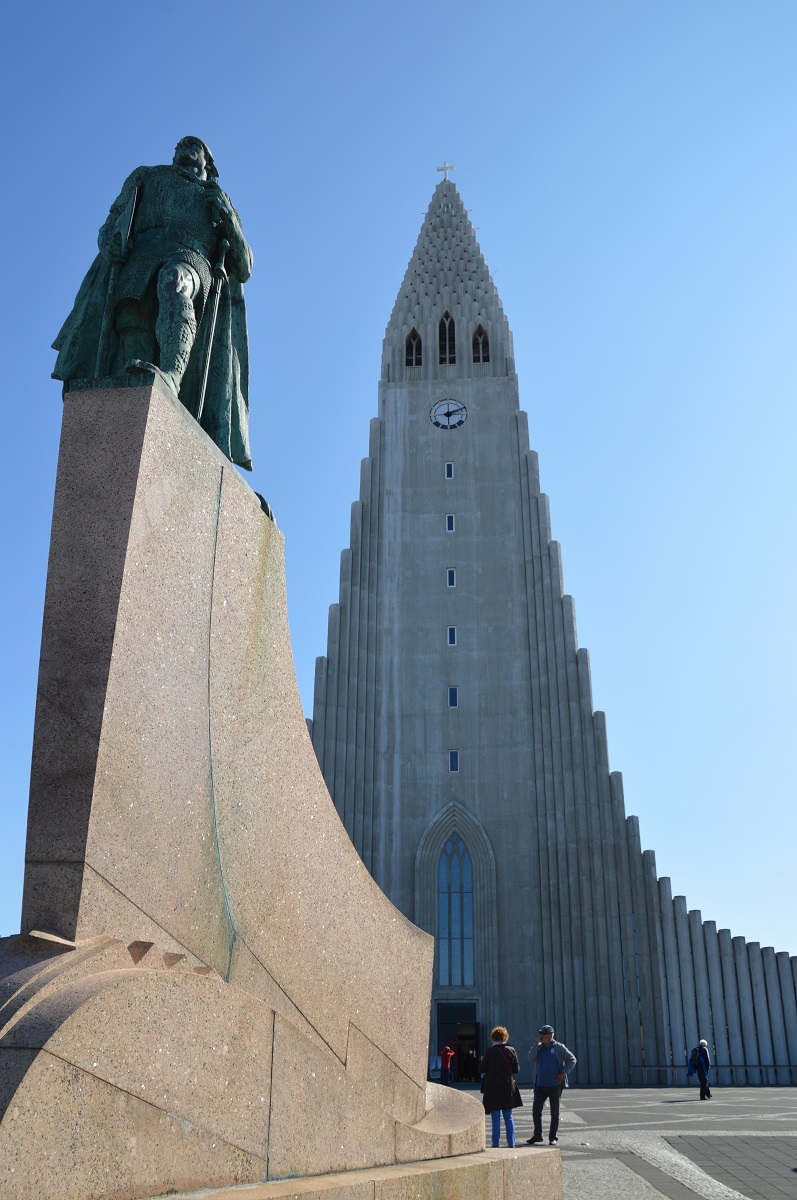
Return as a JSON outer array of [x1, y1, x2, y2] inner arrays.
[[0, 383, 497, 1200], [154, 1147, 563, 1200]]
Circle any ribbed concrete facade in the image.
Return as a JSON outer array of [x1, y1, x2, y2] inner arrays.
[[310, 180, 797, 1086]]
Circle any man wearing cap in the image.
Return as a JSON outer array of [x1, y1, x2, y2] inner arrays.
[[526, 1025, 577, 1145]]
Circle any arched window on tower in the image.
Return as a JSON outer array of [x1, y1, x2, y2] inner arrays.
[[405, 329, 422, 368], [438, 835, 474, 986], [439, 312, 456, 365], [472, 325, 490, 364]]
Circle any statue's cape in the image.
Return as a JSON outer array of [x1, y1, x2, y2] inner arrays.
[[52, 167, 252, 471]]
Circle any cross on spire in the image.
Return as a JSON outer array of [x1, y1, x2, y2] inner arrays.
[[437, 161, 455, 181]]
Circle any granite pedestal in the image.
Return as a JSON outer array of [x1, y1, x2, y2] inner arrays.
[[0, 382, 561, 1200]]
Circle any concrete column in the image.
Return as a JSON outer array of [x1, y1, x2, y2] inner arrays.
[[321, 603, 341, 794], [528, 447, 541, 495], [624, 822, 659, 1081], [548, 545, 591, 1077], [776, 953, 797, 1086], [342, 500, 364, 843], [718, 929, 745, 1085], [748, 943, 775, 1084], [642, 851, 670, 1074], [612, 772, 646, 1080], [576, 652, 600, 1084], [350, 464, 372, 855], [761, 948, 790, 1084], [688, 910, 712, 1052], [538, 513, 583, 1075], [658, 878, 686, 1077], [311, 655, 328, 768], [703, 922, 731, 1086], [733, 935, 759, 1083], [673, 896, 698, 1056], [361, 424, 383, 870], [524, 489, 558, 1052], [560, 593, 592, 1079], [331, 548, 353, 839], [596, 712, 634, 1084]]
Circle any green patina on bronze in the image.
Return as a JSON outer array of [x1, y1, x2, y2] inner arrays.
[[53, 137, 254, 470]]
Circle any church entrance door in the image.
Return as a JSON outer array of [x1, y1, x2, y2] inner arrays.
[[436, 1002, 479, 1083]]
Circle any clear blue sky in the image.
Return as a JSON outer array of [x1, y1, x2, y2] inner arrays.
[[1, 1, 795, 955]]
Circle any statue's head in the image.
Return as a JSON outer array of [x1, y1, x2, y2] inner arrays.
[[173, 136, 219, 182]]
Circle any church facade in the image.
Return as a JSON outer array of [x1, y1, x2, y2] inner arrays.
[[309, 179, 797, 1086]]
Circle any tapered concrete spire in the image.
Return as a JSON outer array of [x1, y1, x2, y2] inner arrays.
[[312, 178, 797, 1088], [381, 180, 513, 382]]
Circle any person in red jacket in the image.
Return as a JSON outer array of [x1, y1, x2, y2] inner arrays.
[[440, 1044, 455, 1086]]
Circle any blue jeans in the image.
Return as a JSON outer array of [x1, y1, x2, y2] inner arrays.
[[491, 1108, 516, 1147]]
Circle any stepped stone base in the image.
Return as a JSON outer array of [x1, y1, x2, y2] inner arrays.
[[152, 1148, 562, 1200]]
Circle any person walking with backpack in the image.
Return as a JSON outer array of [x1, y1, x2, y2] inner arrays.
[[526, 1025, 577, 1145], [478, 1026, 523, 1147], [690, 1040, 712, 1099]]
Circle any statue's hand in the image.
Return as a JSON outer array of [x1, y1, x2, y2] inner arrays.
[[205, 184, 234, 228]]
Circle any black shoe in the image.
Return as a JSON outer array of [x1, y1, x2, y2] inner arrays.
[[549, 1138, 559, 1145], [526, 1136, 543, 1145]]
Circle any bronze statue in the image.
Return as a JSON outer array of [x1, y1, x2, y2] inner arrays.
[[53, 137, 253, 469]]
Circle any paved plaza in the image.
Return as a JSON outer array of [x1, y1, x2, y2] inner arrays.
[[485, 1087, 797, 1199]]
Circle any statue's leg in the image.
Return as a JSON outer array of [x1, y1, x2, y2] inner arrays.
[[115, 297, 156, 370], [155, 262, 200, 394]]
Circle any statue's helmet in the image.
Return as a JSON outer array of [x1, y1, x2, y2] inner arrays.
[[174, 136, 219, 181]]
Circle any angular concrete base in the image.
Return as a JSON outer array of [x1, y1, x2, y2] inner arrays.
[[152, 1148, 563, 1200], [1, 381, 487, 1199]]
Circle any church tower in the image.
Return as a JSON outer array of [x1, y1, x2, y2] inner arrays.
[[310, 179, 797, 1086]]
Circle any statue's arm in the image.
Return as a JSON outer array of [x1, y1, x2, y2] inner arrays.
[[97, 168, 147, 256], [214, 189, 253, 283]]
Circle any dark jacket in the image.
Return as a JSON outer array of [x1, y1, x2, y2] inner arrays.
[[692, 1046, 710, 1078], [478, 1042, 523, 1113]]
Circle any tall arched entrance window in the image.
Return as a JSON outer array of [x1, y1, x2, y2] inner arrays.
[[438, 835, 474, 986]]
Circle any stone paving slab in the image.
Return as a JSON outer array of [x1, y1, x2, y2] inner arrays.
[[669, 1137, 797, 1200], [476, 1086, 797, 1199]]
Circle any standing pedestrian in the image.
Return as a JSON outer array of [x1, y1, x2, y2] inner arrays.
[[526, 1025, 577, 1146], [479, 1026, 523, 1147], [440, 1044, 455, 1086], [690, 1039, 712, 1099]]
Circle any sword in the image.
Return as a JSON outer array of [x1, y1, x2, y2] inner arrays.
[[95, 186, 139, 376], [196, 238, 230, 424]]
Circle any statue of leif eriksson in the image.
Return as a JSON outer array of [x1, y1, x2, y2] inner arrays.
[[53, 136, 253, 470]]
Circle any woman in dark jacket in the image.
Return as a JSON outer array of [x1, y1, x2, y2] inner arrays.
[[479, 1026, 523, 1147]]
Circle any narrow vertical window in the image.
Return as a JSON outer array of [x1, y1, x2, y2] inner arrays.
[[472, 325, 490, 364], [439, 312, 456, 365], [405, 328, 422, 367], [438, 836, 474, 986], [447, 626, 457, 645], [445, 462, 454, 479], [446, 514, 455, 532], [448, 686, 458, 708], [449, 750, 459, 773], [447, 568, 456, 587]]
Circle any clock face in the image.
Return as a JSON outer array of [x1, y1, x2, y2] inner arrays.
[[431, 399, 468, 429]]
